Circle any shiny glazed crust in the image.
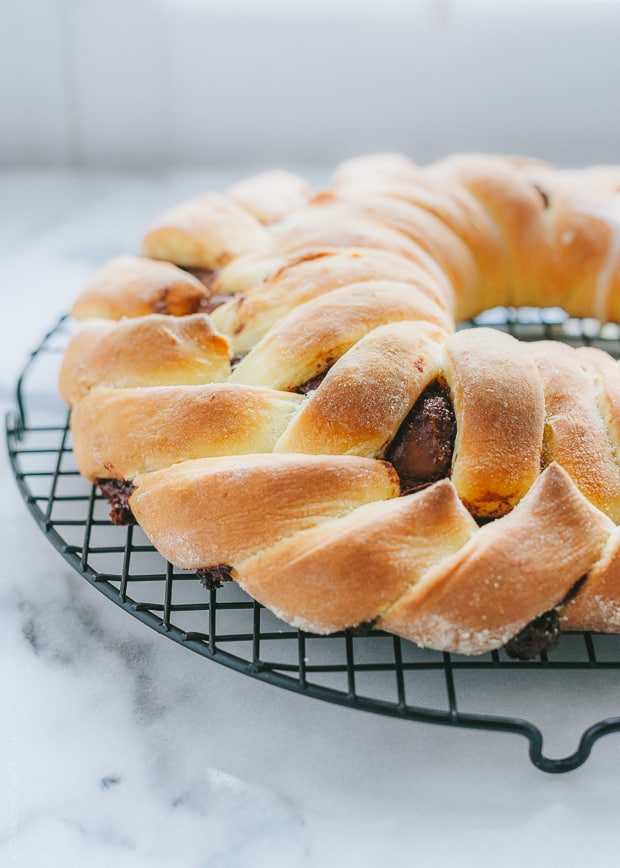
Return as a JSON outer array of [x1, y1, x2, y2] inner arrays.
[[59, 152, 620, 654]]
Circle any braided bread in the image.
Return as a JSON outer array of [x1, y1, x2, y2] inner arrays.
[[59, 155, 620, 657]]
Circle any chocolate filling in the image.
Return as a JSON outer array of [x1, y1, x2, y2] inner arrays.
[[504, 609, 560, 660], [561, 574, 587, 605], [386, 382, 456, 494], [198, 293, 234, 314], [350, 618, 378, 636], [502, 575, 588, 659], [230, 352, 247, 369], [295, 370, 330, 394], [168, 266, 233, 313], [97, 478, 136, 526], [150, 279, 231, 315], [197, 565, 234, 590], [183, 266, 218, 291]]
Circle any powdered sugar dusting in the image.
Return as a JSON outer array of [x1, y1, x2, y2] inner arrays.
[[398, 614, 524, 655]]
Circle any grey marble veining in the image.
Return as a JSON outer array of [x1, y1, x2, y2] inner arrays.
[[2, 169, 620, 868]]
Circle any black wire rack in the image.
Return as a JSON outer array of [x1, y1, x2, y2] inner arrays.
[[7, 310, 620, 774]]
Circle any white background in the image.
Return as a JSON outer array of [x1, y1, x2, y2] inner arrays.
[[2, 0, 620, 169]]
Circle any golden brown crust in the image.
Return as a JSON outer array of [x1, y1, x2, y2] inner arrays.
[[59, 153, 620, 653], [427, 154, 620, 319], [335, 180, 505, 320], [268, 200, 445, 265], [227, 170, 311, 224], [236, 480, 477, 633], [229, 280, 453, 391], [130, 454, 401, 569], [212, 248, 453, 355], [443, 328, 546, 517], [530, 340, 620, 521], [334, 195, 482, 312], [273, 321, 445, 457], [561, 527, 620, 631], [71, 255, 208, 320], [141, 192, 271, 268], [380, 464, 614, 654], [577, 346, 620, 464], [428, 153, 550, 311], [71, 384, 304, 481], [210, 250, 290, 296], [59, 314, 230, 405], [208, 197, 457, 301]]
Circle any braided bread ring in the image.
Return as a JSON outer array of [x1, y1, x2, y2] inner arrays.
[[59, 152, 620, 656]]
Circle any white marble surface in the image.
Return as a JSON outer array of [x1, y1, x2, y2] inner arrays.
[[3, 168, 620, 868]]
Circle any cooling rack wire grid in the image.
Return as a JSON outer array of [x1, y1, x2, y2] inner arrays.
[[7, 308, 620, 773]]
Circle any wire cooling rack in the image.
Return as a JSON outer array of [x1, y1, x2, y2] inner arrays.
[[7, 310, 620, 774]]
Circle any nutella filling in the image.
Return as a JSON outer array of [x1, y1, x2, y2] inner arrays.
[[350, 617, 378, 636], [97, 478, 136, 526], [386, 381, 456, 494], [171, 266, 232, 313], [198, 293, 234, 314], [183, 266, 218, 291], [504, 575, 587, 659], [230, 352, 247, 370], [295, 369, 330, 394], [150, 281, 231, 315], [504, 609, 560, 660], [197, 565, 234, 590]]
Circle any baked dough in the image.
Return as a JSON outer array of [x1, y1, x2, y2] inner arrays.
[[59, 152, 620, 656]]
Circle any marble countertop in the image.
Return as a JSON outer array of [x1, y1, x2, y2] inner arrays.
[[2, 168, 620, 868]]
